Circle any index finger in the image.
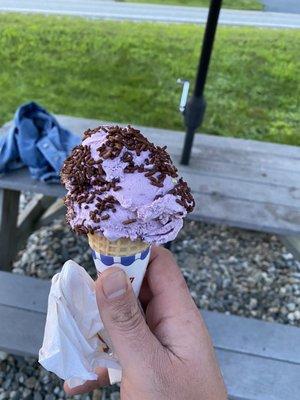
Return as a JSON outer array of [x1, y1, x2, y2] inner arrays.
[[64, 367, 109, 395], [147, 245, 195, 311]]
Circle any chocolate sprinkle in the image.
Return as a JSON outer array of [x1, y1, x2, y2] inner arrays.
[[122, 218, 137, 225]]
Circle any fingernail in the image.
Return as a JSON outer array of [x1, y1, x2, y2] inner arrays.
[[102, 269, 128, 299]]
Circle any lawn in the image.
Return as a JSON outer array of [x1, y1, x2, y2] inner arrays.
[[118, 0, 264, 11], [0, 14, 299, 146]]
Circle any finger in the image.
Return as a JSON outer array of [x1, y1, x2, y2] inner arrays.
[[148, 246, 195, 310], [96, 267, 161, 369], [145, 246, 204, 346], [134, 247, 188, 315], [64, 367, 109, 395]]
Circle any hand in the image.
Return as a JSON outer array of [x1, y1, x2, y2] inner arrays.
[[64, 246, 227, 400]]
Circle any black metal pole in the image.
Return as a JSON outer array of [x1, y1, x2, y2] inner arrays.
[[180, 0, 222, 165]]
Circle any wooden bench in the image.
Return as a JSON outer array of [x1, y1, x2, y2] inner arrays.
[[1, 270, 300, 400], [0, 115, 300, 399]]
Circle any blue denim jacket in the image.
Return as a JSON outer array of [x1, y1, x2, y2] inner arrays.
[[0, 102, 80, 183]]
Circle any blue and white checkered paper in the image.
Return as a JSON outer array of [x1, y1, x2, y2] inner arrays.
[[92, 247, 150, 295], [92, 246, 151, 384]]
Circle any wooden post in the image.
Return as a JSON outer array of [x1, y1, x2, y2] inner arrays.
[[17, 194, 56, 252], [36, 199, 65, 229], [0, 189, 20, 270]]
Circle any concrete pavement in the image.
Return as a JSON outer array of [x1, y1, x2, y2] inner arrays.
[[262, 0, 300, 14], [0, 0, 299, 28]]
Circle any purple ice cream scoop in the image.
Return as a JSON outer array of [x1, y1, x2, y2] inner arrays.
[[61, 125, 194, 245]]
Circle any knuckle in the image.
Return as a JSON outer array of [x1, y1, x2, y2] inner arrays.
[[160, 246, 173, 259], [110, 298, 142, 333]]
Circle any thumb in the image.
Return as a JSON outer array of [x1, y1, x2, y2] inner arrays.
[[95, 267, 160, 369]]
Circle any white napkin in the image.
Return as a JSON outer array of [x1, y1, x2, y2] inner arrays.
[[39, 260, 121, 388]]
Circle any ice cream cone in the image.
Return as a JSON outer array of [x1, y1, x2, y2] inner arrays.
[[88, 233, 151, 384], [87, 233, 149, 257], [87, 233, 150, 294]]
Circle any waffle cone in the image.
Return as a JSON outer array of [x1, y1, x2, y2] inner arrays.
[[88, 233, 149, 256]]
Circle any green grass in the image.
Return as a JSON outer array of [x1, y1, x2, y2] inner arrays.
[[119, 0, 264, 11], [1, 14, 299, 146]]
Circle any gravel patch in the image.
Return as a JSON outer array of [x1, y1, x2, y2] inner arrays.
[[13, 220, 96, 280], [0, 353, 119, 400], [174, 221, 300, 325], [2, 217, 299, 399]]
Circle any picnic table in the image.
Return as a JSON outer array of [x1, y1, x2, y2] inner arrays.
[[1, 115, 299, 269], [0, 115, 300, 400]]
